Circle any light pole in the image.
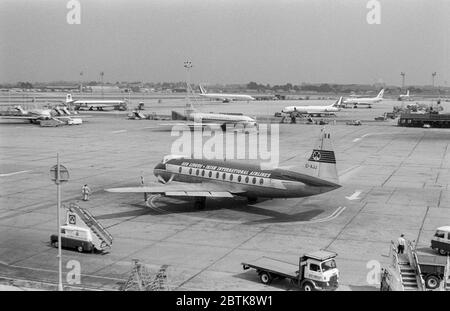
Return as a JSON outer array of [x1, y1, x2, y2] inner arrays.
[[50, 154, 69, 291], [184, 61, 193, 97], [80, 71, 83, 99], [100, 71, 104, 98], [432, 72, 437, 88], [400, 72, 405, 91]]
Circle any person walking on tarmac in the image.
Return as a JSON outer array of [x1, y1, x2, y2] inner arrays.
[[81, 184, 91, 201], [397, 234, 406, 254]]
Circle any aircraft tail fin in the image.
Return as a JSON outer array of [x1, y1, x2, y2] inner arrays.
[[406, 90, 409, 96], [66, 94, 73, 103], [331, 96, 343, 108], [199, 84, 207, 94], [377, 89, 384, 99], [304, 128, 339, 184]]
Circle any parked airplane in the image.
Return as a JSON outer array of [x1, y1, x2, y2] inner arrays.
[[65, 94, 127, 111], [0, 106, 52, 123], [342, 89, 384, 108], [398, 90, 411, 101], [169, 100, 258, 131], [0, 105, 83, 125], [106, 129, 341, 209], [198, 85, 255, 103], [282, 97, 343, 117]]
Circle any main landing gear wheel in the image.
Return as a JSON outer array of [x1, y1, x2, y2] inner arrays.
[[194, 197, 206, 210]]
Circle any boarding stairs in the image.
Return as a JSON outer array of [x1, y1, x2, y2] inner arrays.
[[398, 260, 418, 291], [67, 203, 113, 251]]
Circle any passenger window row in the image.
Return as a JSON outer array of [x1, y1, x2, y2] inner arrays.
[[178, 166, 265, 185]]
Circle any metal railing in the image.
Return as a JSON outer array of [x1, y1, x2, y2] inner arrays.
[[390, 240, 405, 291], [405, 240, 425, 291]]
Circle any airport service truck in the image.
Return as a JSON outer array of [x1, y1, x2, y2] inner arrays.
[[242, 250, 339, 291]]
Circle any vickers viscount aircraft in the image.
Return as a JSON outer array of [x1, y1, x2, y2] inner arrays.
[[106, 129, 341, 209]]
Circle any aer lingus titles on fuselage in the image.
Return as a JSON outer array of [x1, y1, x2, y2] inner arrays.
[[106, 129, 341, 209]]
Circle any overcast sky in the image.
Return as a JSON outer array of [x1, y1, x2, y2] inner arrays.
[[0, 0, 448, 86]]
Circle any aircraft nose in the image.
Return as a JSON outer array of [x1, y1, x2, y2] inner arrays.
[[153, 162, 166, 175]]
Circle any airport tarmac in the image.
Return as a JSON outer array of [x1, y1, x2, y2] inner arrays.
[[0, 99, 449, 291]]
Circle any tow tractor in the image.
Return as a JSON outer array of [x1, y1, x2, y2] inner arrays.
[[242, 250, 339, 291]]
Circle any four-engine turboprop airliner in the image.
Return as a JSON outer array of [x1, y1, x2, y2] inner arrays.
[[65, 94, 128, 111], [198, 85, 255, 103], [106, 129, 341, 209], [342, 89, 384, 108], [282, 97, 343, 117]]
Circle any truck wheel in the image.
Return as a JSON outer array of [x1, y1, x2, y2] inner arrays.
[[259, 272, 272, 285], [77, 246, 83, 253], [54, 242, 58, 248], [302, 282, 314, 291], [438, 248, 448, 256], [425, 275, 440, 289]]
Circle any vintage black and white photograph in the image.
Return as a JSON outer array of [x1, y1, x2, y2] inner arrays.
[[0, 0, 449, 296]]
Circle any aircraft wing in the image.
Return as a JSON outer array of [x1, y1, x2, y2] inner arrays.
[[105, 181, 246, 197]]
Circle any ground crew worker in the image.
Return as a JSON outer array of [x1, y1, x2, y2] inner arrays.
[[81, 184, 91, 201], [397, 234, 406, 254]]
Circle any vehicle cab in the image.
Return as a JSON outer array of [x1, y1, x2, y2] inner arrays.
[[299, 250, 339, 291], [50, 225, 94, 253], [431, 226, 450, 256]]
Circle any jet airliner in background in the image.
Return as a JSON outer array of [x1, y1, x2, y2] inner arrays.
[[282, 97, 343, 117], [198, 85, 255, 103], [342, 89, 384, 108], [398, 90, 412, 101], [168, 100, 258, 131], [65, 94, 128, 111], [106, 129, 341, 209]]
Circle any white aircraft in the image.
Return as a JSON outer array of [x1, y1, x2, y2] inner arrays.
[[198, 85, 255, 103], [398, 90, 411, 101], [0, 105, 83, 125], [0, 106, 53, 123], [342, 89, 384, 108], [106, 128, 341, 209], [65, 94, 127, 111], [169, 100, 258, 132], [282, 97, 343, 117]]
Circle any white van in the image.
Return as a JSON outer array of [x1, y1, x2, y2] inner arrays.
[[51, 225, 94, 253], [431, 226, 450, 256]]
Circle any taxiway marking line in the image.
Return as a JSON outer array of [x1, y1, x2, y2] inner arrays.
[[111, 129, 127, 134], [0, 170, 31, 177]]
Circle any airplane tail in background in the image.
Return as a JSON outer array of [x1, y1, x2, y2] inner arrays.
[[331, 96, 343, 108], [406, 90, 409, 96], [304, 128, 339, 185], [66, 94, 73, 103], [199, 85, 207, 94], [376, 89, 385, 99]]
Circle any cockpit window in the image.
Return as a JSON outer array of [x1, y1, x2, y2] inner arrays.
[[321, 259, 336, 272]]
